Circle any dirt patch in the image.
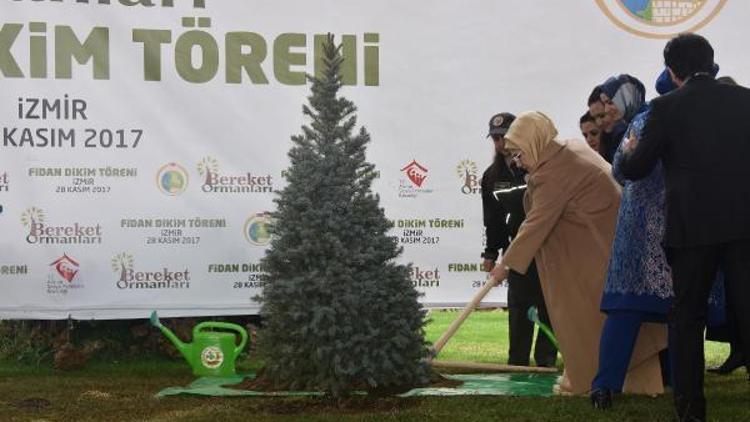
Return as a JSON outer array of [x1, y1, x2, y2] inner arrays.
[[233, 368, 286, 392], [427, 373, 464, 388], [12, 397, 52, 412]]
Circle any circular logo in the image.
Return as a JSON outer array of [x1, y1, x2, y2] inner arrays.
[[156, 163, 188, 196], [200, 346, 224, 369], [244, 212, 273, 246], [595, 0, 727, 38]]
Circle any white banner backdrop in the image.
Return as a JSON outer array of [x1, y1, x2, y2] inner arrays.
[[0, 0, 747, 319]]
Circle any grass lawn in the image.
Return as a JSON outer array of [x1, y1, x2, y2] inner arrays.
[[1, 310, 747, 421]]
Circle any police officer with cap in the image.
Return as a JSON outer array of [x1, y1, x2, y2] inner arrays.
[[481, 112, 557, 367]]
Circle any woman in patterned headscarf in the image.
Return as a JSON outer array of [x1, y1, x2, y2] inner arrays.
[[491, 112, 664, 396], [589, 70, 673, 409], [600, 74, 647, 123], [590, 74, 647, 163]]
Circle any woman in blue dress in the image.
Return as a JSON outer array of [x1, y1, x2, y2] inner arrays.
[[589, 73, 671, 408]]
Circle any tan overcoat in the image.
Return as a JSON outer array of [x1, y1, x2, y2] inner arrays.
[[502, 139, 667, 395]]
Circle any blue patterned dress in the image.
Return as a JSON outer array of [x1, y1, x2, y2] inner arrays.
[[602, 109, 726, 319], [602, 109, 673, 315]]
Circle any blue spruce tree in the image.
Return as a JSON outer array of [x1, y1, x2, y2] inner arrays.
[[257, 34, 430, 395]]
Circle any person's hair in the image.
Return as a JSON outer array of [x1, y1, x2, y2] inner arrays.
[[580, 112, 595, 125], [587, 86, 603, 106], [717, 76, 737, 86], [663, 33, 714, 80]]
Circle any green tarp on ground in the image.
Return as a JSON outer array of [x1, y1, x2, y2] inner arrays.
[[156, 372, 557, 398]]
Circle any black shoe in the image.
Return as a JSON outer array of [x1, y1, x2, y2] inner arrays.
[[706, 352, 744, 375], [590, 388, 612, 410]]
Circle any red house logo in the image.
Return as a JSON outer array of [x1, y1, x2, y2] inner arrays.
[[50, 254, 80, 283], [401, 160, 428, 187]]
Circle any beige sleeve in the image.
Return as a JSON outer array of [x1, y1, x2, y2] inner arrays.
[[500, 179, 567, 274]]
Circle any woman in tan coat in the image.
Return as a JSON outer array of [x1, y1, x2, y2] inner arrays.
[[490, 111, 666, 395]]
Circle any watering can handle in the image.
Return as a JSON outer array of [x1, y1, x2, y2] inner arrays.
[[194, 322, 248, 355]]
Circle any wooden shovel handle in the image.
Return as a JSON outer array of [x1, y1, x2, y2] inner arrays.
[[430, 276, 499, 358]]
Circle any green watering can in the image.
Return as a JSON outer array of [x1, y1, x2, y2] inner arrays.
[[150, 311, 248, 377]]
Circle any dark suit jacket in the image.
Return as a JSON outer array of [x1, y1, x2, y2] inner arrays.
[[619, 75, 750, 247]]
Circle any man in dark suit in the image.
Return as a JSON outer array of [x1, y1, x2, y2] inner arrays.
[[619, 34, 750, 422], [481, 112, 557, 368]]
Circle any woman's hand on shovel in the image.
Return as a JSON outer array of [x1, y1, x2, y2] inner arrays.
[[490, 264, 509, 285]]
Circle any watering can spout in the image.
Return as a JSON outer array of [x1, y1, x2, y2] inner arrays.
[[150, 311, 191, 359]]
